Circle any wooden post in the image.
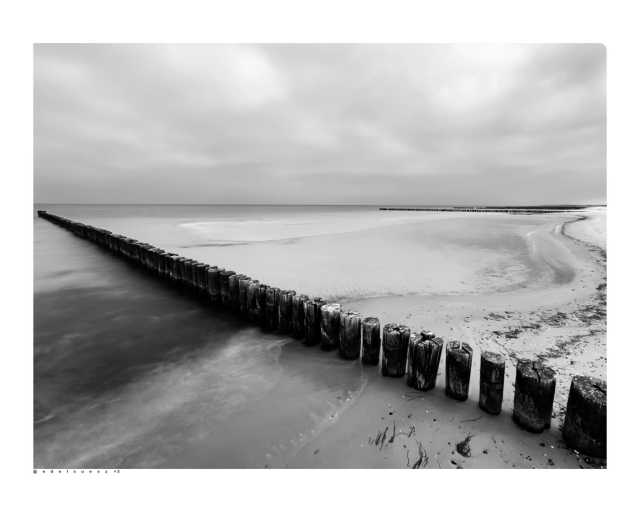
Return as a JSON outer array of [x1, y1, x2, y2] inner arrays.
[[362, 317, 381, 365], [184, 259, 193, 285], [304, 297, 326, 346], [257, 284, 269, 325], [278, 290, 295, 333], [230, 274, 244, 312], [292, 294, 309, 339], [248, 280, 260, 321], [562, 376, 607, 458], [206, 266, 219, 299], [239, 277, 252, 316], [265, 286, 281, 330], [197, 263, 207, 292], [407, 331, 443, 391], [479, 351, 505, 414], [220, 270, 236, 306], [170, 256, 179, 282], [381, 324, 411, 377], [339, 309, 362, 360], [320, 303, 342, 351], [210, 267, 224, 303], [147, 246, 156, 270], [512, 359, 556, 434], [445, 341, 473, 401], [229, 274, 238, 309], [177, 257, 186, 283], [191, 261, 200, 289], [158, 251, 167, 276]]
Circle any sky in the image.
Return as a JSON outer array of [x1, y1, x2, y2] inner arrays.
[[34, 44, 606, 205]]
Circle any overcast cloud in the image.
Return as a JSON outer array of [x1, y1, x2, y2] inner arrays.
[[34, 44, 606, 205]]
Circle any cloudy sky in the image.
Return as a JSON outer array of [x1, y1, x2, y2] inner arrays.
[[34, 44, 606, 205]]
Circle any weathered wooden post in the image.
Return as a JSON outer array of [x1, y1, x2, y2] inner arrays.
[[210, 267, 224, 303], [512, 359, 556, 434], [229, 274, 243, 312], [248, 280, 260, 321], [362, 317, 381, 365], [137, 243, 146, 265], [292, 295, 309, 339], [278, 290, 295, 333], [197, 263, 207, 292], [339, 309, 362, 359], [177, 257, 186, 283], [382, 324, 411, 377], [164, 253, 175, 277], [239, 277, 252, 316], [190, 261, 200, 289], [445, 341, 473, 401], [479, 351, 506, 415], [265, 287, 281, 331], [146, 246, 155, 269], [304, 297, 326, 346], [257, 284, 268, 325], [158, 251, 167, 276], [184, 259, 193, 285], [320, 303, 342, 351], [562, 376, 607, 458], [220, 270, 235, 306], [407, 331, 443, 391], [206, 266, 218, 299], [171, 256, 180, 282]]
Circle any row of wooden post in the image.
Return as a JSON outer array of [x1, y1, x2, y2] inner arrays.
[[379, 208, 583, 214], [36, 210, 607, 459]]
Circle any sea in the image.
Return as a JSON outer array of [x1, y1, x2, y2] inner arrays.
[[33, 204, 578, 468]]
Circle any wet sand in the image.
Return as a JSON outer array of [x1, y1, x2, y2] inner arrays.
[[288, 208, 606, 469]]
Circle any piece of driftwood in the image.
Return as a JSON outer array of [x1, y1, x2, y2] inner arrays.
[[445, 341, 473, 401], [562, 375, 607, 458], [512, 359, 556, 434], [479, 351, 505, 415]]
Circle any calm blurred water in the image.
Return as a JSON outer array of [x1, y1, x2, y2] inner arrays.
[[33, 204, 576, 468]]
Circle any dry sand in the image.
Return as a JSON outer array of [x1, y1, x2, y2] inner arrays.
[[287, 208, 607, 469]]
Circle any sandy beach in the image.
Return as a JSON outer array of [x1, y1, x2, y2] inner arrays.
[[287, 208, 607, 469]]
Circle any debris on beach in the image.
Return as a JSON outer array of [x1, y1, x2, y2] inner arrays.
[[456, 433, 475, 457], [411, 439, 428, 469]]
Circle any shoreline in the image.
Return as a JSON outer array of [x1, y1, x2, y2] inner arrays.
[[34, 207, 606, 469], [287, 208, 606, 469]]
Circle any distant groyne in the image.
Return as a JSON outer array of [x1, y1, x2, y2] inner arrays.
[[36, 210, 607, 459], [380, 207, 588, 214]]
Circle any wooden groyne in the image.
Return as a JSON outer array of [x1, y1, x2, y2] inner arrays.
[[36, 210, 607, 458], [380, 207, 586, 214]]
